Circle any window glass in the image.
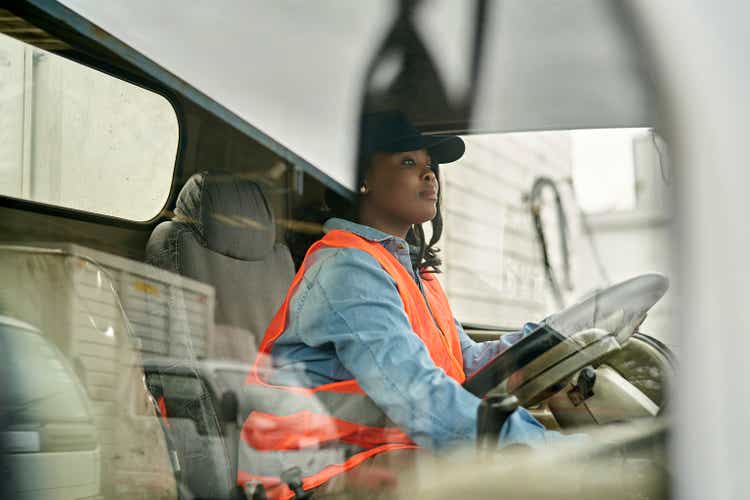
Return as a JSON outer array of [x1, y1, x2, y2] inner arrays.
[[1, 2, 675, 496], [0, 33, 178, 220]]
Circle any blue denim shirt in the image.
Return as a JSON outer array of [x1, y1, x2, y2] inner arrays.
[[268, 218, 554, 450]]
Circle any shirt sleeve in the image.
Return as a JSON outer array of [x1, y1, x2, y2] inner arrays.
[[457, 320, 539, 378], [293, 248, 481, 450]]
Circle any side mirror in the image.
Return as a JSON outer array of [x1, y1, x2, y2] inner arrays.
[[220, 390, 239, 424]]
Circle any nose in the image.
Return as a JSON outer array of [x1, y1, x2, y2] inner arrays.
[[421, 166, 436, 182]]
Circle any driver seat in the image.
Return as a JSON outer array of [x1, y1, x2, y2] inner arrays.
[[146, 171, 295, 360]]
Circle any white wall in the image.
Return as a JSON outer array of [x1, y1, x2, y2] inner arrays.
[[0, 35, 30, 198], [441, 131, 574, 328]]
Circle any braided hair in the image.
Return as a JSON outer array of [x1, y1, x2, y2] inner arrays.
[[406, 169, 443, 274]]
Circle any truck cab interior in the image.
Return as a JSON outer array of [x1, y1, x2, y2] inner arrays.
[[0, 2, 674, 499]]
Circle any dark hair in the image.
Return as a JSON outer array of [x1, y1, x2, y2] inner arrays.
[[408, 180, 443, 274], [324, 166, 443, 274]]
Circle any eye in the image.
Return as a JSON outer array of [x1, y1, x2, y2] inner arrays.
[[402, 157, 417, 167]]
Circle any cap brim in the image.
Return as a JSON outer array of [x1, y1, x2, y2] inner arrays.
[[382, 134, 466, 164], [423, 135, 465, 164]]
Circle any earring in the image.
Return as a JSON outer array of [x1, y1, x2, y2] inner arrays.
[[359, 185, 368, 194]]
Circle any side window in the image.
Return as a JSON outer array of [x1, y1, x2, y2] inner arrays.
[[0, 33, 178, 221]]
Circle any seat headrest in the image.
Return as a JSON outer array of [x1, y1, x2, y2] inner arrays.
[[174, 172, 276, 261]]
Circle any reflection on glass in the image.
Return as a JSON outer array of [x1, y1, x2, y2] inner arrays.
[[1, 320, 91, 424], [0, 247, 179, 499], [545, 273, 669, 343], [215, 369, 248, 394]]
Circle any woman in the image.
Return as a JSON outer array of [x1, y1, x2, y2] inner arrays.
[[238, 111, 564, 498]]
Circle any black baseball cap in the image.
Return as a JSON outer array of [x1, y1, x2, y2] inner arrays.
[[359, 110, 465, 164]]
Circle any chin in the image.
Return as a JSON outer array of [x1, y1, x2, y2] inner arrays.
[[413, 208, 437, 224]]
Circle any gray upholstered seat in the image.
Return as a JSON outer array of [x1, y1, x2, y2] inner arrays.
[[146, 171, 294, 360]]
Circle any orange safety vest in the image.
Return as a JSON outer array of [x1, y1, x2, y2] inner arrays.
[[237, 229, 465, 499]]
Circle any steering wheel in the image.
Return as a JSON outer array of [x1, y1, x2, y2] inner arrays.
[[463, 274, 669, 407]]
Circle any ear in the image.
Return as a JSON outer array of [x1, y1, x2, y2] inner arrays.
[[358, 154, 378, 194]]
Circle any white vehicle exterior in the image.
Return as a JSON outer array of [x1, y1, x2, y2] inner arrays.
[[1, 315, 101, 500]]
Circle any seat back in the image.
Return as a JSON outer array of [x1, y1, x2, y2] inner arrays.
[[146, 172, 295, 360]]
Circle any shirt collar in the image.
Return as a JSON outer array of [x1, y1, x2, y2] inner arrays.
[[323, 218, 422, 276], [323, 218, 405, 245]]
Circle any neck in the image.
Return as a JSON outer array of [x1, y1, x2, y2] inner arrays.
[[358, 206, 410, 240]]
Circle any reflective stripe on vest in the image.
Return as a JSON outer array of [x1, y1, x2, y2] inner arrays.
[[237, 229, 465, 499]]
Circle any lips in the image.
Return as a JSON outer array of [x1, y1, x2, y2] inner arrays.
[[420, 188, 438, 201]]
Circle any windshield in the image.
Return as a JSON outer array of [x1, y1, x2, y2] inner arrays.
[[0, 3, 676, 500]]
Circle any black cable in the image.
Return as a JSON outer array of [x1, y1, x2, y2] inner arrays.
[[529, 177, 571, 309], [650, 129, 670, 186]]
